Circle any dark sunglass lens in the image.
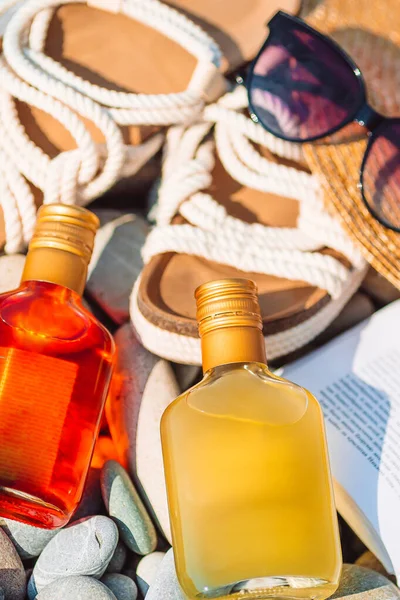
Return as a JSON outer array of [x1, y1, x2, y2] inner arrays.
[[362, 122, 400, 232], [249, 22, 363, 141]]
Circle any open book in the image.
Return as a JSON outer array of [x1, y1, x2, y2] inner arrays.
[[283, 300, 400, 580]]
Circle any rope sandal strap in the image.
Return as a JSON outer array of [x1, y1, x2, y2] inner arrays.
[[180, 194, 367, 270], [204, 86, 303, 162], [0, 52, 163, 249], [143, 220, 352, 299], [2, 0, 224, 125], [0, 56, 128, 233], [0, 73, 163, 250], [180, 195, 320, 251], [0, 147, 36, 254], [145, 87, 366, 302], [151, 92, 319, 227], [151, 104, 364, 261]]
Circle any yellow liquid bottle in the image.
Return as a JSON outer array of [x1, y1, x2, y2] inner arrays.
[[161, 279, 342, 600]]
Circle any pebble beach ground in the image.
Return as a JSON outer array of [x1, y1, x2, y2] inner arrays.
[[0, 210, 399, 600]]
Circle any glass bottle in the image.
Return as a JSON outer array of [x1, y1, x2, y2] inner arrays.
[[0, 205, 114, 529], [161, 279, 342, 600]]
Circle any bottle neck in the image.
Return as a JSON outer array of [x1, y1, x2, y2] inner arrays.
[[21, 247, 88, 296], [201, 326, 267, 373]]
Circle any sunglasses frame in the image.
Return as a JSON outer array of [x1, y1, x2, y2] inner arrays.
[[246, 10, 400, 233]]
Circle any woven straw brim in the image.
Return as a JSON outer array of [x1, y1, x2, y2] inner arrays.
[[300, 0, 400, 289]]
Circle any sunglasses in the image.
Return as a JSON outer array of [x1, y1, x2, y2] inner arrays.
[[247, 11, 400, 233]]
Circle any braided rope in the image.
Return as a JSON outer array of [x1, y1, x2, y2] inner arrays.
[[181, 195, 320, 251], [3, 0, 221, 113], [0, 0, 223, 251], [1, 153, 37, 246], [204, 86, 304, 162], [0, 153, 24, 254], [144, 224, 352, 298], [145, 88, 365, 274]]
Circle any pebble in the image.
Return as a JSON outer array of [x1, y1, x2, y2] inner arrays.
[[136, 552, 165, 596], [87, 211, 148, 324], [73, 467, 105, 522], [0, 254, 25, 294], [0, 528, 26, 600], [106, 325, 179, 542], [106, 541, 128, 574], [356, 551, 396, 582], [101, 460, 157, 555], [145, 549, 185, 600], [102, 574, 138, 600], [0, 589, 4, 600], [0, 519, 57, 560], [34, 575, 117, 599], [28, 516, 118, 596], [331, 564, 400, 600]]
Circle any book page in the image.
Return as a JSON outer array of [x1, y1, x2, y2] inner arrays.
[[283, 300, 400, 579]]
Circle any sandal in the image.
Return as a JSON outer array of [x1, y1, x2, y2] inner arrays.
[[0, 0, 226, 252], [130, 86, 368, 364]]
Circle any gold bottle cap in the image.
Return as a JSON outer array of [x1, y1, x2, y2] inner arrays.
[[29, 204, 100, 261], [195, 278, 263, 337]]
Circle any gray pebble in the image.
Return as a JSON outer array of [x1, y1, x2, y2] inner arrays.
[[0, 528, 25, 600], [1, 519, 58, 560], [106, 541, 128, 574], [101, 460, 157, 555], [102, 574, 138, 600], [332, 564, 400, 600], [87, 211, 148, 324], [35, 575, 117, 599], [29, 516, 118, 596], [145, 549, 185, 600], [0, 588, 4, 600], [136, 552, 165, 596]]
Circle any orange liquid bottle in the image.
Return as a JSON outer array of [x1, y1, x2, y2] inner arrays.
[[0, 205, 114, 529]]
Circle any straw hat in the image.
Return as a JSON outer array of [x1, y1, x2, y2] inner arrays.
[[300, 0, 400, 289]]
